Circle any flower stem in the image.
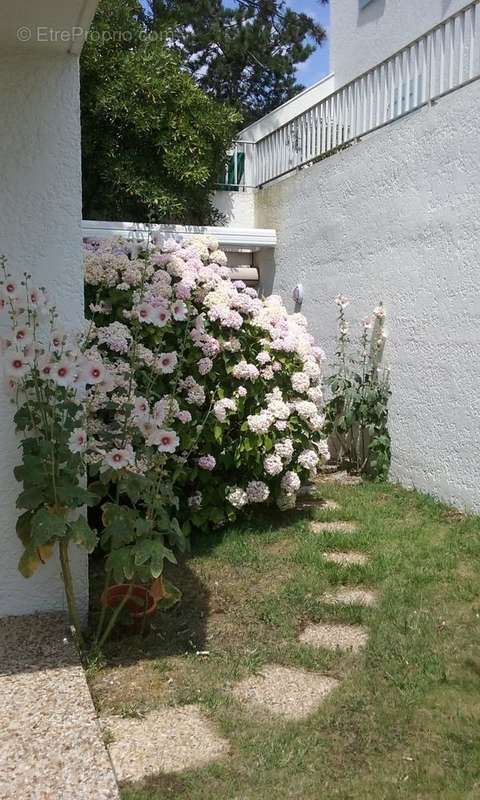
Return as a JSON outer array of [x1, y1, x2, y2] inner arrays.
[[94, 566, 113, 646], [58, 539, 85, 651], [97, 584, 134, 650]]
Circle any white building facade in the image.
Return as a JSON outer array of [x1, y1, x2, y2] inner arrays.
[[216, 0, 480, 512]]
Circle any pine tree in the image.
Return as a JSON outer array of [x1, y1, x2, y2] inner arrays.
[[150, 0, 328, 124]]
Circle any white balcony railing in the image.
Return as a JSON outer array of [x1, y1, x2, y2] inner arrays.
[[225, 0, 480, 189]]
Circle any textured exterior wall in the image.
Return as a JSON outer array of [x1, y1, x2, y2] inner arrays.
[[331, 0, 468, 88], [256, 80, 480, 511], [214, 189, 256, 227], [0, 53, 88, 617]]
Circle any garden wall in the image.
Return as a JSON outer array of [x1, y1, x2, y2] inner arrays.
[[256, 79, 480, 512], [0, 53, 88, 617]]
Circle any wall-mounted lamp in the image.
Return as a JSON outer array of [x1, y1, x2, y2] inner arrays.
[[293, 283, 304, 305]]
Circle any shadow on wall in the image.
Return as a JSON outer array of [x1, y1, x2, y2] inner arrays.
[[213, 189, 235, 225], [257, 247, 276, 297], [358, 0, 386, 26]]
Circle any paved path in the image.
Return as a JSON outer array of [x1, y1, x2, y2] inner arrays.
[[0, 613, 119, 800]]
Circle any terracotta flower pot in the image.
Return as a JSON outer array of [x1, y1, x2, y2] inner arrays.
[[101, 584, 157, 633]]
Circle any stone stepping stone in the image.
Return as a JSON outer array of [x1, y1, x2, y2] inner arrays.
[[316, 470, 362, 486], [321, 587, 378, 607], [232, 664, 339, 720], [297, 498, 340, 512], [317, 500, 340, 511], [102, 706, 230, 782], [299, 623, 369, 653], [311, 521, 358, 534], [322, 551, 369, 566]]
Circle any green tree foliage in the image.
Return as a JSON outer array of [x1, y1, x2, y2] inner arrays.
[[81, 0, 241, 223], [150, 0, 328, 124]]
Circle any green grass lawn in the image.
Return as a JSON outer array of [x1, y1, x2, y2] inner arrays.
[[89, 480, 480, 799]]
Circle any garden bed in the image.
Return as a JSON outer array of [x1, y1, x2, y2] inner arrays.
[[88, 480, 480, 799]]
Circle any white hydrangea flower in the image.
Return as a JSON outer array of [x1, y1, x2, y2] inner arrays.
[[227, 486, 248, 509], [274, 439, 294, 463], [247, 411, 273, 435], [281, 471, 301, 495], [291, 371, 310, 393], [246, 481, 270, 503], [298, 449, 319, 470], [264, 454, 283, 476]]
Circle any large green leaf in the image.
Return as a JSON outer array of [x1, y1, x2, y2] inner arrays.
[[69, 516, 97, 553], [17, 487, 46, 511], [31, 507, 66, 546]]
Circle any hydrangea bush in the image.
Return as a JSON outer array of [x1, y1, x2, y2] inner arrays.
[[84, 235, 329, 530]]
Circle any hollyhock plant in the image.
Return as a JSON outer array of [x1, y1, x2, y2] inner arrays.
[[83, 234, 330, 531], [0, 253, 195, 649], [0, 258, 100, 647]]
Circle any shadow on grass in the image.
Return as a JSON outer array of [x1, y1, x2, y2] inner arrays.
[[88, 505, 316, 667]]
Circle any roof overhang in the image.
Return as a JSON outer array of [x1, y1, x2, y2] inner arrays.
[[0, 0, 100, 55], [82, 220, 277, 252]]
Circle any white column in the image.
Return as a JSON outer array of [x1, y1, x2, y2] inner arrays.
[[0, 52, 88, 618]]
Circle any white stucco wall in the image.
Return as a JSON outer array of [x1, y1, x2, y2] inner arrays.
[[331, 0, 469, 88], [214, 189, 257, 227], [0, 53, 88, 617], [256, 79, 480, 511]]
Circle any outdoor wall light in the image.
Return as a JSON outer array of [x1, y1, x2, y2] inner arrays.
[[293, 283, 304, 305]]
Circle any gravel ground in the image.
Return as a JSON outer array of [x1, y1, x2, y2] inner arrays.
[[0, 614, 119, 800], [102, 706, 230, 782], [232, 664, 339, 720], [322, 551, 369, 565], [311, 521, 358, 534], [321, 587, 378, 607], [299, 623, 369, 653]]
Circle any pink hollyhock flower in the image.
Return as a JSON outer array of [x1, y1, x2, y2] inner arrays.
[[37, 354, 53, 379], [157, 352, 178, 374], [151, 429, 179, 453], [152, 399, 167, 425], [104, 446, 134, 470], [5, 376, 18, 395], [198, 455, 216, 471], [97, 371, 116, 394], [3, 281, 18, 300], [14, 327, 33, 347], [0, 337, 13, 353], [135, 303, 155, 323], [5, 352, 28, 379], [136, 417, 157, 439], [172, 301, 188, 321], [28, 287, 48, 311], [50, 330, 66, 352], [52, 359, 75, 387], [152, 306, 171, 327], [83, 360, 106, 385], [133, 396, 149, 418], [23, 345, 36, 364], [68, 428, 87, 454]]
